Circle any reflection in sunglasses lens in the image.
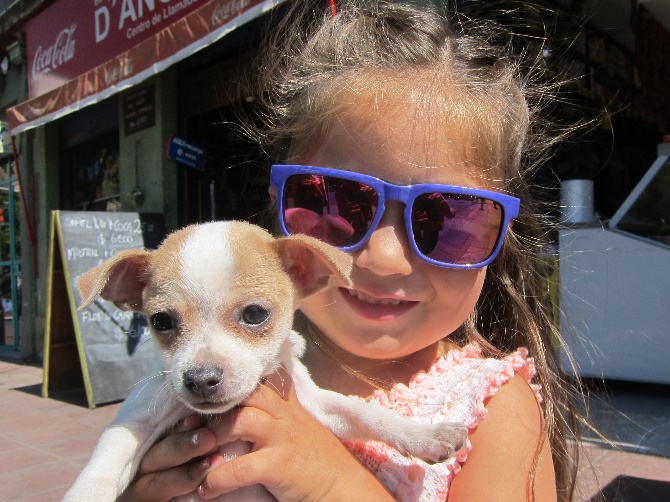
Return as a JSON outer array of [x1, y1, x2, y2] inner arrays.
[[412, 193, 503, 265], [283, 175, 378, 247]]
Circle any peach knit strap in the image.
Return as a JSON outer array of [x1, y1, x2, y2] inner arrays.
[[344, 343, 541, 502]]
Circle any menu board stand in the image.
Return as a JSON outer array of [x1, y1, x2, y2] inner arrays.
[[43, 210, 166, 408]]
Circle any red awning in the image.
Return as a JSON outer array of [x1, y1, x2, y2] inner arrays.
[[8, 0, 285, 135]]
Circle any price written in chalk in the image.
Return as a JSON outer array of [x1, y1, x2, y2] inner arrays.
[[62, 215, 157, 233]]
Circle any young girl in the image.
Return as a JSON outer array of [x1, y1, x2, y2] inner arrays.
[[121, 2, 580, 500]]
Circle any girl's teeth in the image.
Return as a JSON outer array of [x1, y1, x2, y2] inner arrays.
[[347, 289, 404, 306]]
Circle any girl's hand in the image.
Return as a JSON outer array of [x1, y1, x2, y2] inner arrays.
[[197, 368, 393, 501], [118, 414, 218, 502]]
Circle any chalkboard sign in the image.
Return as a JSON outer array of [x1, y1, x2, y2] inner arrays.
[[43, 210, 166, 408]]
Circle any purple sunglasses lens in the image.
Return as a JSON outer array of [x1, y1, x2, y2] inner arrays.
[[282, 174, 379, 246], [411, 193, 503, 265], [281, 174, 505, 266]]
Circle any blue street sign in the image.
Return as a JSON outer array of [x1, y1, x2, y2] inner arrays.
[[166, 134, 206, 171]]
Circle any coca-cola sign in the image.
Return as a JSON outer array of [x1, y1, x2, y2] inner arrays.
[[32, 25, 77, 78], [26, 0, 204, 99], [11, 0, 284, 134]]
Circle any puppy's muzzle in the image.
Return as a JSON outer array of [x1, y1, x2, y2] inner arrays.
[[183, 365, 224, 400]]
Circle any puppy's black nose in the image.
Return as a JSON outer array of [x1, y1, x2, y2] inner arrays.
[[183, 365, 223, 399]]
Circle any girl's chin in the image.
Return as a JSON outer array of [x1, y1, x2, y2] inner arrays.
[[338, 287, 418, 322]]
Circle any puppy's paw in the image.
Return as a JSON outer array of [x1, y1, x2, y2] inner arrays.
[[397, 422, 467, 463], [430, 422, 468, 462]]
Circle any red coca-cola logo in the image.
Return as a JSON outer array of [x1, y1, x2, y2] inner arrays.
[[32, 24, 77, 78], [211, 0, 251, 26]]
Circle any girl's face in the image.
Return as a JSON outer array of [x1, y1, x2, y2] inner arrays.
[[296, 96, 491, 362]]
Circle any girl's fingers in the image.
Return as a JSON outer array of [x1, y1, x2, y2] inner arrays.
[[119, 457, 213, 502], [174, 414, 204, 433], [197, 451, 272, 499], [138, 416, 216, 476], [199, 378, 340, 500], [199, 370, 381, 500], [208, 400, 277, 448]]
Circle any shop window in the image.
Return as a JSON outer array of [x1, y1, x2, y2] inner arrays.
[[61, 132, 121, 211]]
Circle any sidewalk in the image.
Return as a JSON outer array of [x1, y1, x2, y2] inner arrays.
[[1, 357, 669, 501]]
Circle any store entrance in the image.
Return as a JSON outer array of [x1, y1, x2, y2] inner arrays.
[[177, 104, 270, 228]]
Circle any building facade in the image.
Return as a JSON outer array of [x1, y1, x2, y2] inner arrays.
[[0, 0, 668, 362], [2, 0, 280, 358]]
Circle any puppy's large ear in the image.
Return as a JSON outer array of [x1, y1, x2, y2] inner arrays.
[[273, 234, 352, 299], [77, 249, 152, 311]]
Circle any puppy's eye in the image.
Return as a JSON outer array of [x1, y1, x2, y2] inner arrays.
[[150, 312, 174, 331], [241, 305, 270, 325]]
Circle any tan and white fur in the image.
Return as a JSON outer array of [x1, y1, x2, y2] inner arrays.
[[63, 221, 466, 501]]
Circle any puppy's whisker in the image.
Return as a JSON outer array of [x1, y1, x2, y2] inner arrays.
[[261, 377, 282, 396], [278, 372, 288, 398], [145, 377, 171, 414], [127, 372, 166, 406], [207, 414, 224, 427], [263, 371, 290, 398], [150, 381, 172, 415], [146, 384, 162, 413], [131, 370, 169, 390]]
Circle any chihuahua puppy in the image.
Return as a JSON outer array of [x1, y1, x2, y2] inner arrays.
[[63, 221, 465, 501]]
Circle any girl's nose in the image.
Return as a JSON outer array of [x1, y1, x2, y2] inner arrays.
[[354, 202, 414, 276]]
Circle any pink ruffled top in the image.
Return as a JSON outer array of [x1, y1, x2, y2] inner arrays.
[[344, 343, 542, 501]]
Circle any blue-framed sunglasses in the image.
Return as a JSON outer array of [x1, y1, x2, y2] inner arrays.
[[270, 165, 520, 269]]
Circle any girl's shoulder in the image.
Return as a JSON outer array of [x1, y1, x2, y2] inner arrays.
[[344, 343, 545, 502], [448, 362, 556, 501]]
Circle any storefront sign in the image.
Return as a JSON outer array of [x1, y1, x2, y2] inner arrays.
[[8, 0, 286, 134], [123, 84, 156, 135], [26, 0, 204, 99], [166, 134, 206, 170]]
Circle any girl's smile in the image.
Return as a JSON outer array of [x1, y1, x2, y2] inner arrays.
[[340, 287, 418, 321]]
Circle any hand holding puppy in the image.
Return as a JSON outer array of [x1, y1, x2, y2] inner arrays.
[[195, 369, 393, 501], [118, 415, 216, 502], [121, 369, 392, 501]]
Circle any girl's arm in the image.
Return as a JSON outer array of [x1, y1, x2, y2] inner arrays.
[[448, 375, 557, 502], [197, 372, 394, 501]]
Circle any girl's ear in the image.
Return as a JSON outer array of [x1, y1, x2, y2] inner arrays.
[[77, 249, 152, 311], [273, 235, 352, 299]]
